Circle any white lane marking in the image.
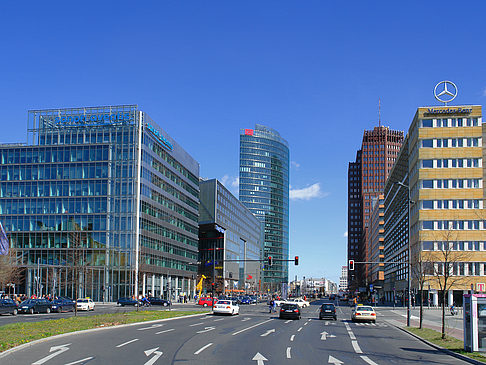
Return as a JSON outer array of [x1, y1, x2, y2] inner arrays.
[[190, 322, 205, 327], [290, 335, 295, 342], [194, 343, 213, 355], [155, 328, 175, 334], [33, 344, 71, 365], [137, 324, 163, 331], [197, 326, 215, 334], [297, 327, 303, 332], [241, 317, 251, 322], [304, 322, 309, 326], [325, 321, 330, 325], [260, 329, 276, 337], [285, 320, 292, 324], [286, 347, 291, 359], [232, 319, 274, 336], [213, 318, 224, 322], [348, 330, 356, 340], [64, 357, 94, 365], [144, 347, 163, 365], [361, 355, 379, 365], [344, 322, 351, 331], [352, 340, 363, 354], [116, 338, 139, 348]]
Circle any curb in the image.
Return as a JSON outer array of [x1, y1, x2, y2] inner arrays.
[[389, 322, 485, 365], [0, 312, 208, 359]]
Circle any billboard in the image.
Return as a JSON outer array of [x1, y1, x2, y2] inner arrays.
[[0, 222, 9, 255]]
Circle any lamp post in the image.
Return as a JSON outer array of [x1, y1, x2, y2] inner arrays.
[[394, 181, 412, 327]]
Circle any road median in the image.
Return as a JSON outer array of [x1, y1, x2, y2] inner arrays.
[[0, 310, 206, 353]]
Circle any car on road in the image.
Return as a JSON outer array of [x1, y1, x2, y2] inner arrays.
[[213, 300, 239, 315], [240, 296, 252, 305], [0, 298, 18, 315], [18, 299, 52, 314], [351, 305, 376, 323], [289, 298, 310, 308], [198, 297, 216, 307], [50, 298, 75, 312], [279, 303, 301, 320], [148, 297, 171, 306], [77, 298, 95, 311], [117, 297, 141, 307], [319, 303, 337, 320]]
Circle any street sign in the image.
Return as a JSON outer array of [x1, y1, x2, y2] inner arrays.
[[369, 284, 373, 291]]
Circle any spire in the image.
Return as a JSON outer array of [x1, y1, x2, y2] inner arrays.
[[378, 98, 381, 127]]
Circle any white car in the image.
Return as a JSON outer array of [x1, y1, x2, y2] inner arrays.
[[213, 300, 239, 315], [76, 298, 95, 311], [287, 298, 310, 308]]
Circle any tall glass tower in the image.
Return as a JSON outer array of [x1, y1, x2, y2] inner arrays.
[[239, 125, 289, 288]]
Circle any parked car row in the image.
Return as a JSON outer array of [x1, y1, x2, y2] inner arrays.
[[0, 297, 96, 316], [116, 297, 172, 307]]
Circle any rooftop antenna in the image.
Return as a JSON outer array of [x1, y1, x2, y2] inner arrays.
[[378, 98, 381, 127]]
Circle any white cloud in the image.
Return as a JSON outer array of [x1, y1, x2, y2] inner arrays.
[[290, 183, 328, 201], [220, 175, 239, 196], [344, 231, 348, 238], [291, 161, 301, 169]]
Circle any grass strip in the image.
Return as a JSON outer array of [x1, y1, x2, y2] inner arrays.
[[406, 327, 486, 363], [0, 310, 206, 353]]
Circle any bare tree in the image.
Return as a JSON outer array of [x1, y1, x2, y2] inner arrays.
[[0, 247, 23, 296], [411, 249, 430, 329], [423, 228, 470, 339]]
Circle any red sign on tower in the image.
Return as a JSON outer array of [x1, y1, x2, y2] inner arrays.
[[245, 129, 254, 136]]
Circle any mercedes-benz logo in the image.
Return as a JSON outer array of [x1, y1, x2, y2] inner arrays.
[[434, 80, 457, 105]]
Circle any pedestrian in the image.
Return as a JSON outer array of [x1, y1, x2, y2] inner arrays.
[[269, 299, 274, 313]]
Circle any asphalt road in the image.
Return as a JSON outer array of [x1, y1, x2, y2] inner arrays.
[[0, 300, 469, 365]]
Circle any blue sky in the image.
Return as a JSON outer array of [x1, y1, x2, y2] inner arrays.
[[1, 1, 485, 283]]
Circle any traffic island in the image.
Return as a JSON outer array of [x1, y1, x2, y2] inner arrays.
[[0, 310, 207, 353], [404, 327, 486, 364]]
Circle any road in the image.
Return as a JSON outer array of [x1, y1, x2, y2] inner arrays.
[[0, 300, 468, 365]]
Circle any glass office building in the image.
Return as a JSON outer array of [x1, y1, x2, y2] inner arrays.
[[0, 105, 199, 301], [239, 125, 289, 287], [199, 178, 263, 294]]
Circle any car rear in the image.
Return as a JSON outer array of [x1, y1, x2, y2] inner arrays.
[[319, 303, 337, 320], [352, 306, 376, 323], [279, 303, 301, 320], [213, 300, 233, 315]]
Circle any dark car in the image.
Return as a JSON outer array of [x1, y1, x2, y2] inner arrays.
[[279, 303, 301, 320], [18, 299, 52, 314], [319, 303, 337, 320], [50, 298, 75, 312], [148, 297, 171, 306], [0, 298, 18, 315], [240, 296, 252, 305], [117, 297, 141, 306]]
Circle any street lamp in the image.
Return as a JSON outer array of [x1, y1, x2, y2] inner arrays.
[[394, 181, 412, 327]]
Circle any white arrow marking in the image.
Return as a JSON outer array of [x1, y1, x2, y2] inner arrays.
[[321, 331, 328, 340], [32, 343, 71, 365], [138, 324, 163, 331], [197, 326, 215, 334], [260, 329, 276, 337], [144, 347, 163, 365], [64, 357, 94, 365], [241, 317, 251, 322], [328, 355, 344, 364], [252, 352, 268, 365]]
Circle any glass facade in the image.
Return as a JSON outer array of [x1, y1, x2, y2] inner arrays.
[[0, 105, 199, 301], [239, 125, 289, 287], [199, 179, 262, 294]]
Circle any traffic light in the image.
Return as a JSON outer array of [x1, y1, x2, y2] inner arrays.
[[349, 259, 355, 271], [268, 256, 273, 266], [294, 256, 299, 265]]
